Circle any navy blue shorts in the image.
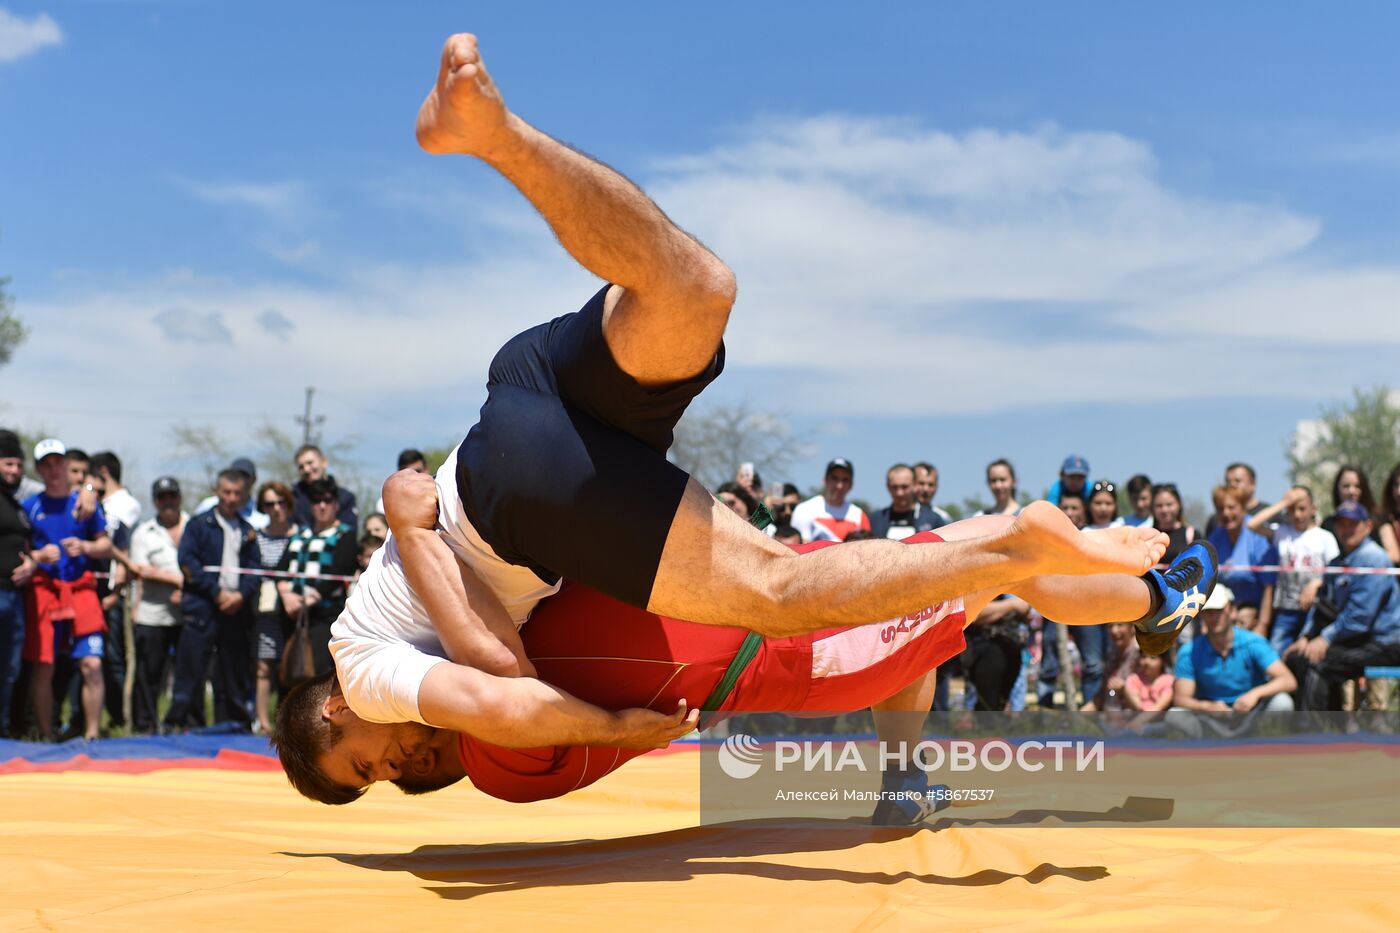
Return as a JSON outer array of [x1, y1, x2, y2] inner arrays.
[[456, 285, 725, 608]]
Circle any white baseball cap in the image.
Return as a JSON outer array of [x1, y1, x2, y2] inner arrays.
[[1203, 584, 1234, 611], [33, 438, 66, 463]]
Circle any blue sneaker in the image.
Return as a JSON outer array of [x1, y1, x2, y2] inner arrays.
[[870, 772, 953, 826], [1135, 541, 1218, 656]]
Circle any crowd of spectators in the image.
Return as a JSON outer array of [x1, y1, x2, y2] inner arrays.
[[0, 431, 429, 739], [1, 427, 1398, 741], [720, 450, 1400, 729]]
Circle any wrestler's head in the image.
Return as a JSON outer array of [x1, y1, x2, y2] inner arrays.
[[272, 669, 464, 804]]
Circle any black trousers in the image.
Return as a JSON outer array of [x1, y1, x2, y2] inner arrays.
[[1286, 638, 1400, 711], [132, 624, 180, 733], [166, 606, 254, 730], [962, 635, 1023, 712]]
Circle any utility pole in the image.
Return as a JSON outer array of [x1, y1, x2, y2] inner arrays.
[[296, 386, 325, 446]]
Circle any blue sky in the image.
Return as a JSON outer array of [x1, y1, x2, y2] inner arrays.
[[3, 2, 1400, 511]]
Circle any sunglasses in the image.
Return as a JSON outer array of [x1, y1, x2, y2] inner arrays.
[[309, 496, 337, 505], [261, 498, 289, 509], [1092, 481, 1116, 494]]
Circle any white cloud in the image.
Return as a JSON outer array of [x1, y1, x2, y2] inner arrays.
[[12, 114, 1400, 474], [176, 179, 310, 223], [0, 8, 62, 64]]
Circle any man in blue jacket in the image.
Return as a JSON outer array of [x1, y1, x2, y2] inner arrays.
[[1284, 501, 1400, 710], [165, 468, 260, 731]]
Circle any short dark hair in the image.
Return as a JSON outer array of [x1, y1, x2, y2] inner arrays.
[[913, 461, 936, 474], [216, 468, 250, 488], [90, 451, 122, 483], [1225, 462, 1256, 482], [295, 444, 324, 461], [782, 483, 801, 498], [359, 533, 385, 553], [397, 448, 426, 469], [270, 669, 363, 806], [772, 523, 801, 542], [66, 448, 89, 464], [1126, 474, 1152, 498], [887, 462, 914, 479], [844, 529, 876, 541], [306, 477, 339, 500]]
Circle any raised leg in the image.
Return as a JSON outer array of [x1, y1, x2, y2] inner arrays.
[[417, 34, 734, 385], [647, 484, 1167, 636]]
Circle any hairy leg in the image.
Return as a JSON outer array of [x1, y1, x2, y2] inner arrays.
[[417, 34, 734, 385], [647, 482, 1167, 635]]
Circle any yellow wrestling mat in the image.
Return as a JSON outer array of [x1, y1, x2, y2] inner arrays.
[[3, 750, 1397, 931]]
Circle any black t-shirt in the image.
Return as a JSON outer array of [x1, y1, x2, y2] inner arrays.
[[0, 488, 31, 590]]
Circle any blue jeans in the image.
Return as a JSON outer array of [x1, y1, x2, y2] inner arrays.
[[0, 588, 24, 735], [1038, 621, 1107, 708], [1270, 608, 1306, 654]]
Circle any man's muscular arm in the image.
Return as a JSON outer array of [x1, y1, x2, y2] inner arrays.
[[382, 469, 534, 678], [418, 661, 698, 749]]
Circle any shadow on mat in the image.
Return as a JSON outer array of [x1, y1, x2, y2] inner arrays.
[[282, 798, 1170, 897]]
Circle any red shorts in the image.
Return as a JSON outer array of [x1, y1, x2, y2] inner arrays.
[[24, 572, 105, 665], [459, 532, 966, 803]]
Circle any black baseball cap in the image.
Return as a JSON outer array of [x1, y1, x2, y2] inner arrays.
[[151, 476, 181, 497], [825, 458, 854, 478]]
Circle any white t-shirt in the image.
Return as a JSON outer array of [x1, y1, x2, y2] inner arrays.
[[790, 495, 870, 543], [329, 442, 562, 724], [102, 488, 142, 532], [1272, 524, 1340, 611], [129, 514, 186, 627]]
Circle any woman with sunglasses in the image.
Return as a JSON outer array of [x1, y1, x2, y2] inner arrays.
[[1151, 483, 1198, 565], [1086, 480, 1124, 531], [252, 480, 298, 734], [276, 477, 359, 680]]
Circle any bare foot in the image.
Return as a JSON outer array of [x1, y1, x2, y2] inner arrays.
[[416, 33, 510, 156], [1004, 501, 1168, 577]]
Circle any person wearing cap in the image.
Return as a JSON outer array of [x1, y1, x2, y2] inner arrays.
[[292, 446, 358, 534], [127, 477, 189, 734], [1046, 455, 1090, 508], [194, 457, 270, 531], [1167, 584, 1296, 738], [167, 467, 261, 731], [1283, 500, 1400, 711], [21, 438, 112, 740], [790, 458, 871, 543], [0, 429, 36, 736]]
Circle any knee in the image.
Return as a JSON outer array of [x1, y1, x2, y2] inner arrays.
[[689, 255, 737, 311]]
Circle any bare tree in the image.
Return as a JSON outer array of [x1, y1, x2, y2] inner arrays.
[[670, 401, 814, 490]]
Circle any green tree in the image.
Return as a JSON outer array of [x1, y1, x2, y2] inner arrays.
[[1289, 386, 1400, 500], [0, 275, 26, 367]]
